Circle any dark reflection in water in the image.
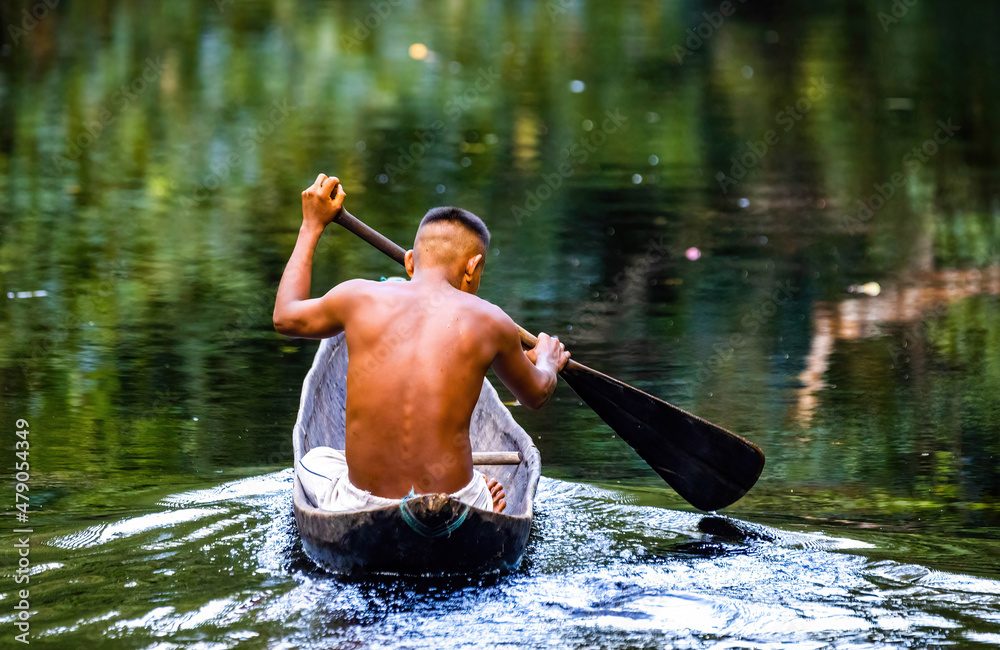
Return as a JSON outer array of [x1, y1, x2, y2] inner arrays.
[[1, 0, 998, 645]]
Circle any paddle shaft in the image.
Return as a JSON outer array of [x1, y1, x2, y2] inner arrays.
[[335, 210, 579, 360], [336, 209, 408, 266]]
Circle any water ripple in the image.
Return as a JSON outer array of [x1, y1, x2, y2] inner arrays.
[[49, 508, 224, 549]]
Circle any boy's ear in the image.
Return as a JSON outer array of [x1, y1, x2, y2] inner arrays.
[[404, 250, 415, 278], [466, 253, 484, 277]]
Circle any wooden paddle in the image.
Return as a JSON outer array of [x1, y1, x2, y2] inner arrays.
[[332, 209, 765, 511]]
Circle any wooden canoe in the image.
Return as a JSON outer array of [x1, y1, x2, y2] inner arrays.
[[292, 333, 542, 576]]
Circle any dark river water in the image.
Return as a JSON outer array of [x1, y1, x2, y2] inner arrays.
[[1, 0, 999, 647]]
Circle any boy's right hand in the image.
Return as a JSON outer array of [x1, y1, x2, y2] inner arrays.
[[301, 173, 347, 230], [526, 332, 571, 373]]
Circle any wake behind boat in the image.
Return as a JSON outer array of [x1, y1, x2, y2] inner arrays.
[[292, 333, 541, 575]]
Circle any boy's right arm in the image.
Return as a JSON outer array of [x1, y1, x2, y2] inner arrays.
[[273, 173, 355, 339], [491, 313, 570, 409]]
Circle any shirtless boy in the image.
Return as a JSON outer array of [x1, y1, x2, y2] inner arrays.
[[273, 173, 570, 513]]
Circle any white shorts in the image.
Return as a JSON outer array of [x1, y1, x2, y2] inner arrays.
[[298, 447, 494, 513]]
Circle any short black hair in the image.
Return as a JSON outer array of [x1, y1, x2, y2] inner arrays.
[[418, 207, 490, 249]]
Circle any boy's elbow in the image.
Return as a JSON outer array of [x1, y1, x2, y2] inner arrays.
[[522, 381, 556, 410], [272, 310, 297, 336], [520, 395, 545, 411]]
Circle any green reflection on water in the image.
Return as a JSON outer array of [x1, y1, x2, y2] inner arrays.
[[1, 0, 999, 625]]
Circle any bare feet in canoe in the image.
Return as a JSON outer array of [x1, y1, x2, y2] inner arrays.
[[486, 477, 506, 513]]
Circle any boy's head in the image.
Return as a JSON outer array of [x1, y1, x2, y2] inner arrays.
[[405, 207, 491, 294]]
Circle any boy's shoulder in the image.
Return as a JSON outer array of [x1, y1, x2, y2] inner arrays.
[[462, 293, 514, 331], [333, 277, 384, 297]]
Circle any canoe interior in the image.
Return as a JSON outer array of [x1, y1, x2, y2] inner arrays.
[[292, 333, 541, 575]]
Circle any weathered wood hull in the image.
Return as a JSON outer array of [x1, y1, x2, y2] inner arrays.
[[292, 334, 541, 576]]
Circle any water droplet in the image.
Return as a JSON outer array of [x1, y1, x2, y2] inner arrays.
[[376, 173, 389, 184], [632, 174, 643, 184], [435, 184, 446, 194], [460, 157, 472, 167], [741, 65, 754, 79], [738, 197, 750, 208], [685, 247, 701, 261], [648, 154, 659, 166], [569, 79, 586, 93], [581, 119, 594, 131]]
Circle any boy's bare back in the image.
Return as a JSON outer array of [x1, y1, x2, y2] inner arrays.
[[335, 279, 512, 497]]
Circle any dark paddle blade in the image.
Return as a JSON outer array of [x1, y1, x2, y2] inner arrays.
[[560, 363, 764, 512]]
